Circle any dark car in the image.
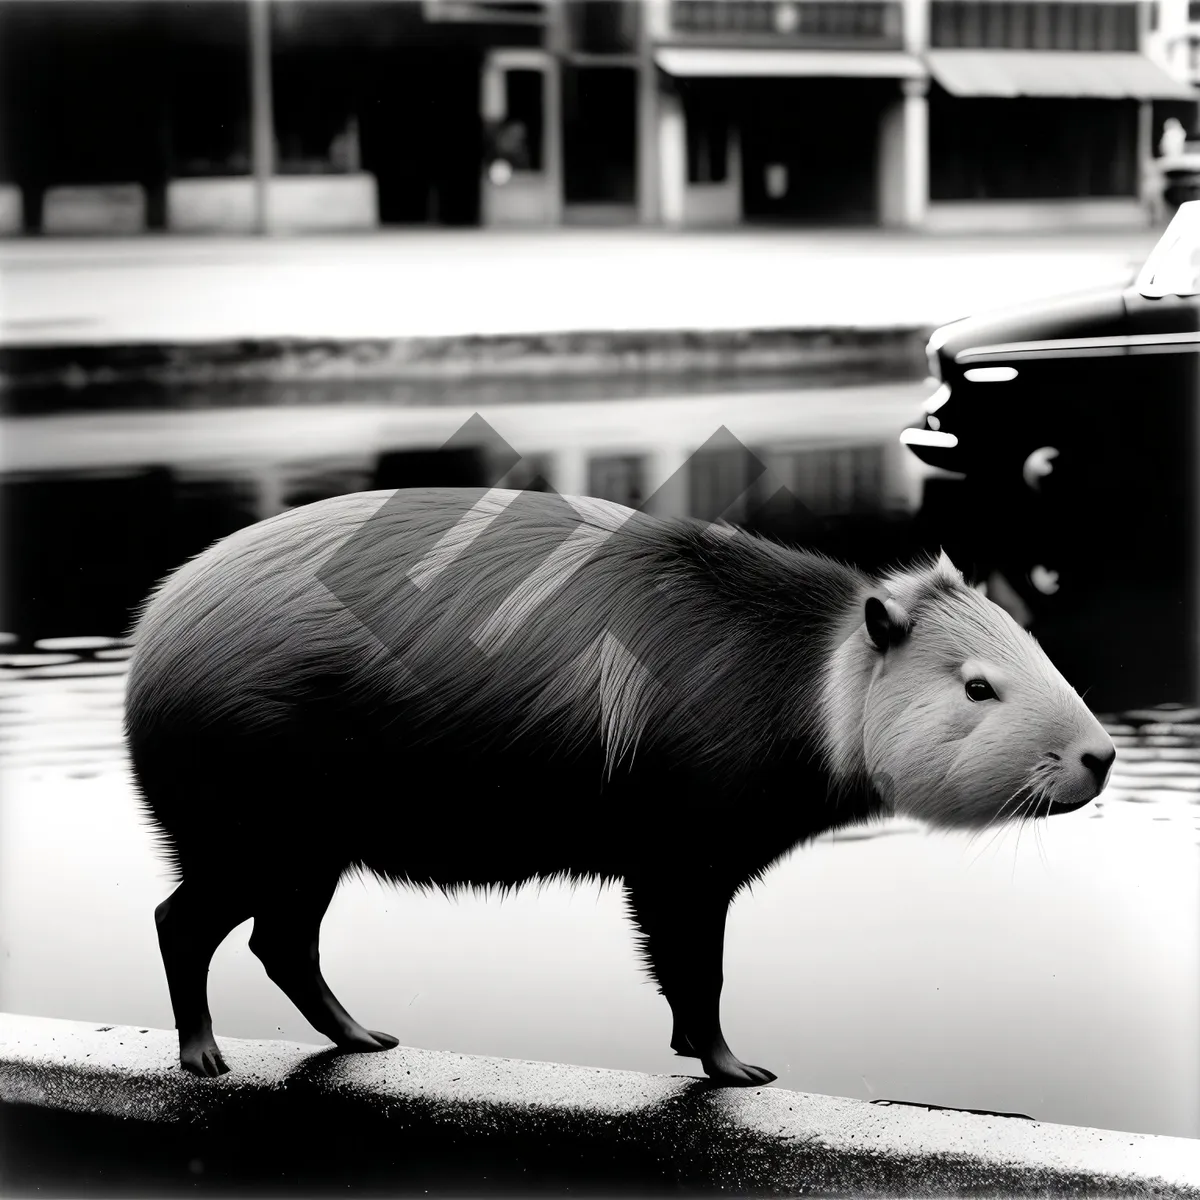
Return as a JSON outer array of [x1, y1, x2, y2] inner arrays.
[[899, 202, 1200, 712]]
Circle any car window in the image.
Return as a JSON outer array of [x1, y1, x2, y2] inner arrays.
[[1137, 202, 1200, 298]]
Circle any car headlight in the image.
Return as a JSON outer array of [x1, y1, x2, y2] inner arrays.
[[899, 427, 959, 449]]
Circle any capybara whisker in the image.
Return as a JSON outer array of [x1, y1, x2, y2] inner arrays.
[[124, 487, 1115, 1085], [965, 785, 1030, 868]]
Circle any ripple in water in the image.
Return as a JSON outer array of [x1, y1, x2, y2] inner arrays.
[[1, 648, 1196, 840]]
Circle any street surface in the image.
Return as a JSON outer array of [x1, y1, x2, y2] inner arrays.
[[0, 228, 1160, 346]]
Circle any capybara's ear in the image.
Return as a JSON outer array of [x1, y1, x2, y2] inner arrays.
[[865, 593, 911, 652], [935, 549, 965, 584]]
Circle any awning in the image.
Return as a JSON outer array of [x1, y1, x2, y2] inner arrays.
[[925, 50, 1197, 100], [654, 47, 927, 80]]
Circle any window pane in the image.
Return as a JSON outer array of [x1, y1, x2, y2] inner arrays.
[[588, 456, 645, 508], [503, 69, 544, 172]]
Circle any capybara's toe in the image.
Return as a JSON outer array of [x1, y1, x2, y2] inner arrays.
[[181, 1042, 229, 1078], [203, 1049, 231, 1076], [704, 1054, 777, 1088], [334, 1026, 398, 1053], [741, 1064, 777, 1085]]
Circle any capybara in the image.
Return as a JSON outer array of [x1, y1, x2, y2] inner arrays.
[[125, 487, 1116, 1085]]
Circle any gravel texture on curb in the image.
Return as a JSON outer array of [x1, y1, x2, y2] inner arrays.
[[1, 1012, 1198, 1198]]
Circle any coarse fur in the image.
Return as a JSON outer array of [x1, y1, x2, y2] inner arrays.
[[126, 486, 1115, 1086]]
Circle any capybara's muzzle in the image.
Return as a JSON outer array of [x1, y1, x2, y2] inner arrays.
[[1045, 743, 1116, 815]]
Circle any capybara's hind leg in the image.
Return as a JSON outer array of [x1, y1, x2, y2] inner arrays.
[[624, 878, 776, 1088], [155, 879, 254, 1077], [248, 870, 398, 1054]]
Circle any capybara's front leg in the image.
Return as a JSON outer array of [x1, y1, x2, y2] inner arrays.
[[670, 1016, 697, 1057], [247, 870, 399, 1054], [155, 878, 254, 1077], [623, 878, 776, 1088]]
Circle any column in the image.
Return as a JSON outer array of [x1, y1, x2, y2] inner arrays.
[[253, 463, 286, 520], [543, 0, 567, 226], [881, 77, 929, 228], [544, 56, 565, 226], [658, 88, 687, 227], [637, 1, 668, 225], [552, 445, 590, 500], [902, 0, 930, 55], [643, 0, 671, 42], [887, 0, 932, 230], [1137, 98, 1158, 223], [636, 67, 661, 226], [248, 0, 275, 235], [901, 76, 929, 229]]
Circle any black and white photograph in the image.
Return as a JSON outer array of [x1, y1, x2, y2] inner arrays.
[[1, 0, 1199, 1195]]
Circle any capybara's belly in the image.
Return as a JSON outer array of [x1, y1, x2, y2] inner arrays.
[[128, 673, 666, 885]]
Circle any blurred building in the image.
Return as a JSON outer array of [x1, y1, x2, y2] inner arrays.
[[1180, 0, 1200, 83], [0, 0, 1196, 236]]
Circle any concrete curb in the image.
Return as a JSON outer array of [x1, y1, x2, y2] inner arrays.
[[2, 1014, 1198, 1197], [0, 327, 931, 396]]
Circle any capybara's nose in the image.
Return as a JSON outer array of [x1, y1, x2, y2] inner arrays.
[[1081, 746, 1116, 793]]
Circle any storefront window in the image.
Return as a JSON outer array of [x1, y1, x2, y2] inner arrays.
[[930, 94, 1138, 201], [169, 50, 252, 177], [929, 1, 1139, 50], [562, 65, 636, 205], [670, 1, 902, 43], [769, 445, 886, 517], [565, 0, 638, 53], [500, 69, 543, 173], [273, 49, 359, 175]]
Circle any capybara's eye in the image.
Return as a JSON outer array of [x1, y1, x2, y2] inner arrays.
[[965, 678, 998, 702]]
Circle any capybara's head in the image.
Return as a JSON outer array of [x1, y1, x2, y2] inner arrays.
[[830, 551, 1116, 830]]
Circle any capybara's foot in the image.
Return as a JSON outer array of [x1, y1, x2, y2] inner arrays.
[[180, 1036, 230, 1078], [701, 1046, 777, 1088], [331, 1026, 399, 1053]]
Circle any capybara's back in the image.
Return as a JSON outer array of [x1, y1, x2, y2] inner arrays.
[[128, 486, 1114, 1086]]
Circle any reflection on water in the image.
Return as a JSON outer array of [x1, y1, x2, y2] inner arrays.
[[0, 365, 918, 419], [1, 643, 1198, 1140]]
